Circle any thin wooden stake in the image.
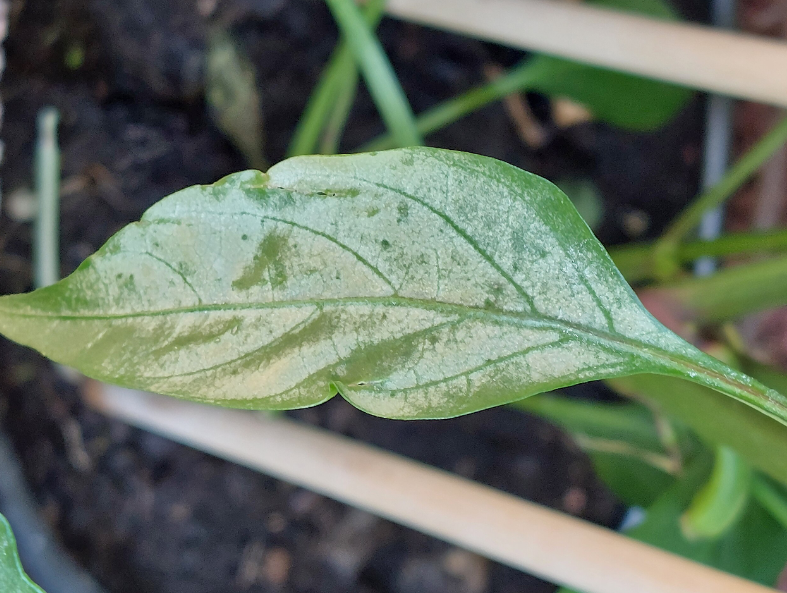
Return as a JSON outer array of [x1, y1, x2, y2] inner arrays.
[[85, 382, 777, 593], [385, 0, 787, 107]]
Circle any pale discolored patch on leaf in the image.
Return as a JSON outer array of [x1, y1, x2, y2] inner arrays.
[[0, 148, 784, 421]]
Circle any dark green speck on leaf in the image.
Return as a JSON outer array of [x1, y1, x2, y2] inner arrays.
[[397, 202, 409, 224]]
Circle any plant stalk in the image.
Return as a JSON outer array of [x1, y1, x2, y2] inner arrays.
[[610, 227, 787, 283], [653, 114, 787, 277], [751, 476, 787, 530], [33, 107, 60, 289], [288, 0, 386, 157], [360, 59, 547, 152], [325, 0, 421, 148]]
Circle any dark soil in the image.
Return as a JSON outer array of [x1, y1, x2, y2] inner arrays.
[[0, 0, 706, 592]]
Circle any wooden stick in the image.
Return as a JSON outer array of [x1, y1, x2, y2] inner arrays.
[[385, 0, 787, 107], [85, 382, 776, 593]]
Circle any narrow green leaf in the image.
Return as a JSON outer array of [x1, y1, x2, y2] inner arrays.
[[287, 46, 355, 158], [318, 66, 360, 155], [0, 149, 782, 422], [681, 447, 753, 540], [0, 514, 45, 593], [640, 254, 787, 323], [528, 57, 691, 132], [752, 476, 787, 530], [324, 0, 421, 148], [657, 115, 787, 251], [610, 228, 787, 284], [287, 0, 386, 157], [515, 394, 685, 505], [596, 0, 678, 18], [287, 47, 354, 158], [609, 374, 787, 487], [359, 60, 545, 152], [590, 452, 678, 507], [362, 54, 690, 152], [362, 0, 690, 152], [206, 30, 266, 170], [624, 457, 787, 586], [558, 455, 787, 593], [514, 394, 668, 451]]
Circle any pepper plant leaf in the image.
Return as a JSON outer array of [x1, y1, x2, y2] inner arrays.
[[0, 148, 784, 421], [0, 514, 45, 593]]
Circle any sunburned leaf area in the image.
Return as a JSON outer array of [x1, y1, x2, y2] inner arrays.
[[0, 148, 784, 422]]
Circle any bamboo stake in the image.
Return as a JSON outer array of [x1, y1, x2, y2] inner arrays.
[[85, 382, 776, 593], [385, 0, 787, 107]]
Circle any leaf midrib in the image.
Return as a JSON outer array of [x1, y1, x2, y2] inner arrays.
[[33, 293, 778, 418], [0, 293, 701, 374]]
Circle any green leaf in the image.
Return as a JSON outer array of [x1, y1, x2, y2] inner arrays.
[[528, 57, 691, 132], [206, 30, 266, 170], [559, 456, 787, 593], [363, 54, 690, 152], [610, 228, 787, 285], [590, 453, 677, 507], [527, 0, 691, 132], [324, 0, 422, 147], [362, 0, 691, 153], [626, 457, 787, 586], [609, 374, 787, 488], [640, 254, 787, 323], [0, 148, 783, 421], [0, 514, 45, 593], [514, 394, 687, 506], [287, 0, 386, 157], [681, 446, 753, 540], [752, 475, 787, 529], [593, 0, 678, 18]]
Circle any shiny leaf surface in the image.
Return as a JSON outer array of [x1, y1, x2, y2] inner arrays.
[[0, 148, 783, 420]]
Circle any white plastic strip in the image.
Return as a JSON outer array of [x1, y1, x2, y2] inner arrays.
[[86, 382, 777, 593], [385, 0, 787, 107]]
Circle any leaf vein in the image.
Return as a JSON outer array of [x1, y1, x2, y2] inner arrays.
[[382, 336, 571, 394]]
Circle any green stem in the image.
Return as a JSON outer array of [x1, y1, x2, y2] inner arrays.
[[653, 114, 787, 278], [360, 59, 547, 152], [752, 475, 787, 530], [610, 227, 787, 284], [319, 66, 360, 154], [324, 0, 421, 148], [287, 0, 385, 157], [34, 107, 60, 289], [573, 434, 680, 474]]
